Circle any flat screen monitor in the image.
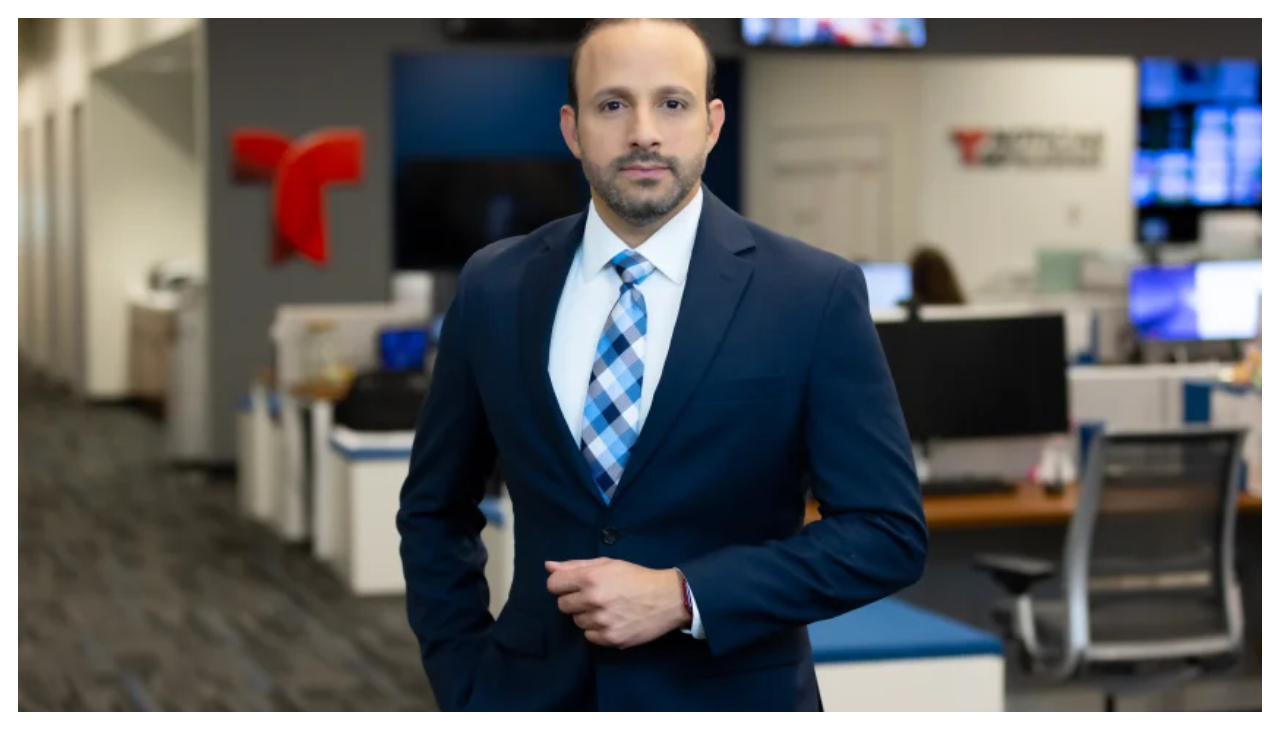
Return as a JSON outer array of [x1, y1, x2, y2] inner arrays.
[[1129, 260, 1262, 341], [379, 327, 429, 372], [875, 315, 1070, 441], [742, 18, 926, 48], [860, 262, 913, 311], [394, 159, 588, 271]]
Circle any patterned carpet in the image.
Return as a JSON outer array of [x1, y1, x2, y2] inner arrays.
[[18, 369, 436, 711]]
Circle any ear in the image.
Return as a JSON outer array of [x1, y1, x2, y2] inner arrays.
[[705, 99, 726, 154], [560, 105, 583, 160]]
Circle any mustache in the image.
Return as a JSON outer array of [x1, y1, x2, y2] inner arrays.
[[611, 151, 678, 171]]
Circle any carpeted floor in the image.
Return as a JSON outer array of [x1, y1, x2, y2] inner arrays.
[[17, 368, 436, 711]]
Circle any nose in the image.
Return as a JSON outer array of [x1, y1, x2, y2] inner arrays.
[[628, 106, 661, 151]]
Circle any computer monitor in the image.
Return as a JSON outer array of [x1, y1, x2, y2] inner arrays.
[[860, 262, 913, 312], [875, 314, 1070, 441], [379, 327, 429, 372], [1129, 260, 1262, 341]]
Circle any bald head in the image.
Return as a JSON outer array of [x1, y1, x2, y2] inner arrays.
[[567, 19, 716, 112]]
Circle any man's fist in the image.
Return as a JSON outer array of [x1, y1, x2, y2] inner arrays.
[[546, 558, 691, 650]]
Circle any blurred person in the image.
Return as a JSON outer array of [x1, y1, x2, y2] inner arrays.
[[909, 245, 966, 305], [397, 18, 926, 712]]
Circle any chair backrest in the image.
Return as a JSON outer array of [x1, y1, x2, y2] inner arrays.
[[1061, 427, 1247, 664]]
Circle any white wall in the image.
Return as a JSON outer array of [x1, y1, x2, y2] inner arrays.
[[18, 18, 203, 396], [916, 58, 1136, 295], [744, 54, 1137, 296], [85, 68, 203, 397]]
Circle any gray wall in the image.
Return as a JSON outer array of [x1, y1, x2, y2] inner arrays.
[[204, 19, 424, 460]]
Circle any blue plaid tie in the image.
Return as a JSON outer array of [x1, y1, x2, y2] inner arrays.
[[580, 250, 657, 503]]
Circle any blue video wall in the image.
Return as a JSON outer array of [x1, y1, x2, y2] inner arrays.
[[1135, 57, 1261, 243]]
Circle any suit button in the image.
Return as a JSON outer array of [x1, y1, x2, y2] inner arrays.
[[600, 527, 619, 545]]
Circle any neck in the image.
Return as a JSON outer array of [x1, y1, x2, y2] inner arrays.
[[593, 184, 701, 248]]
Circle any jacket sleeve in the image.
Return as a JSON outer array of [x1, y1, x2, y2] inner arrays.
[[676, 264, 928, 658], [395, 257, 499, 710]]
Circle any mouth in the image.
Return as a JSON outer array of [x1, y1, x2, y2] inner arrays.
[[620, 165, 670, 179]]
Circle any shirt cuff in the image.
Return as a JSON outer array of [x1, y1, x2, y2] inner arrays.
[[680, 575, 706, 640]]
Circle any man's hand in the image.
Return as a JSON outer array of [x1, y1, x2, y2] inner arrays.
[[546, 558, 691, 649]]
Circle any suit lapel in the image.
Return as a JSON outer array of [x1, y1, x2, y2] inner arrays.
[[610, 191, 757, 502], [516, 213, 606, 506]]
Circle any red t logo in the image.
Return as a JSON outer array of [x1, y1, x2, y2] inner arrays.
[[951, 129, 988, 166], [231, 128, 365, 266]]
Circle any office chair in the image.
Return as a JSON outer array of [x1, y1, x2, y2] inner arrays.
[[976, 427, 1248, 711]]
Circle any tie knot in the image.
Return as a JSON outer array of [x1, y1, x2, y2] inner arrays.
[[611, 250, 656, 288]]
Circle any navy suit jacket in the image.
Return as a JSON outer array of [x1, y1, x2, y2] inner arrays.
[[396, 189, 927, 711]]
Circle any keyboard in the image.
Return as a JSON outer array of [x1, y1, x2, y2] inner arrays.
[[921, 478, 1018, 497]]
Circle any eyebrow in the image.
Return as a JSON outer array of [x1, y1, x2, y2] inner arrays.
[[655, 85, 695, 99], [590, 85, 697, 104]]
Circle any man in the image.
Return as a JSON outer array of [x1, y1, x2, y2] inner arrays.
[[396, 18, 927, 712]]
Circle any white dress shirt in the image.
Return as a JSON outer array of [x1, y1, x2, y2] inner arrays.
[[547, 187, 707, 640]]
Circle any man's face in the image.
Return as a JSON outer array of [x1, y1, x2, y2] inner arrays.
[[561, 21, 725, 228]]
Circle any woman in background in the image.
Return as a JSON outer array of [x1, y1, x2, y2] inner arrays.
[[909, 245, 966, 305]]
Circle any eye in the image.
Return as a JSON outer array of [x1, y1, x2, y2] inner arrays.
[[662, 99, 686, 110], [601, 100, 625, 113]]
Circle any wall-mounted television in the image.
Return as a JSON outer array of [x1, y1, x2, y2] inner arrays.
[[1134, 58, 1261, 244], [742, 18, 926, 49]]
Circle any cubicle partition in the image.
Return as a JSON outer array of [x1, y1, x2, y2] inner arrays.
[[270, 302, 426, 387], [237, 302, 427, 543]]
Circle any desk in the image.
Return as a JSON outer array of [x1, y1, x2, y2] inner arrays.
[[326, 428, 512, 610], [810, 598, 1004, 711], [805, 484, 1261, 530], [291, 380, 350, 557]]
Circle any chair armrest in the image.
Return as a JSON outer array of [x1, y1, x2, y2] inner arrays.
[[974, 553, 1056, 595]]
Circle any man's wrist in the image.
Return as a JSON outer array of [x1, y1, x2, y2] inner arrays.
[[672, 569, 693, 629]]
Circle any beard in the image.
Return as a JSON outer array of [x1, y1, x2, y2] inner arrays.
[[581, 146, 708, 228]]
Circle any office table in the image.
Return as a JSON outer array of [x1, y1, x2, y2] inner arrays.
[[805, 483, 1262, 530]]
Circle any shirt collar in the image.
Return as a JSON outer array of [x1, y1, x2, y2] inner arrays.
[[581, 187, 703, 286]]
